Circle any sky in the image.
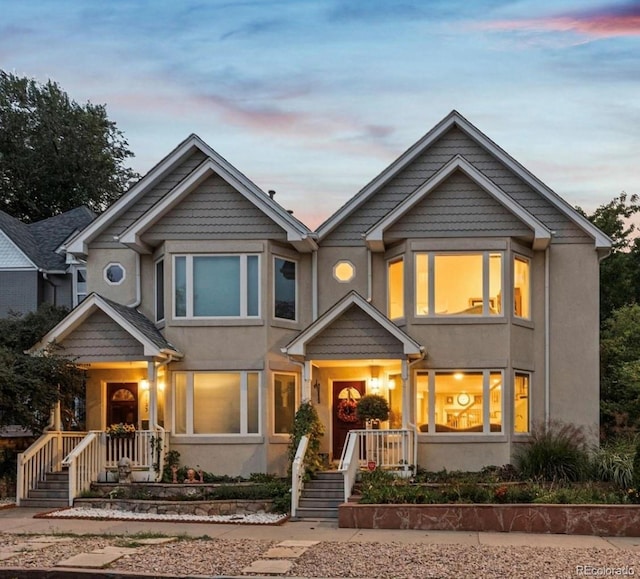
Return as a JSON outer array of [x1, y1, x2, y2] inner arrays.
[[2, 0, 639, 229]]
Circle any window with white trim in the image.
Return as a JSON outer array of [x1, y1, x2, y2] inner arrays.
[[104, 263, 125, 285], [155, 258, 164, 322], [73, 266, 87, 306], [514, 255, 531, 320], [514, 372, 530, 434], [416, 370, 503, 434], [273, 373, 296, 434], [174, 254, 260, 318], [415, 252, 503, 317], [274, 257, 296, 321], [173, 371, 260, 435], [387, 258, 404, 320]]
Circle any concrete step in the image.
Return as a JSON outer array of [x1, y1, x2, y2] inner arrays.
[[313, 471, 342, 479], [295, 507, 338, 519], [28, 489, 68, 499], [36, 480, 68, 490], [299, 498, 343, 509], [19, 497, 68, 508], [44, 471, 69, 481], [302, 489, 344, 499], [304, 481, 342, 491]]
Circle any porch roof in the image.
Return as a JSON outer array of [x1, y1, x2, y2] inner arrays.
[[27, 293, 182, 360], [283, 291, 424, 359]]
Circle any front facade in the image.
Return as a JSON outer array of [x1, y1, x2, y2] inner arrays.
[[31, 111, 610, 477]]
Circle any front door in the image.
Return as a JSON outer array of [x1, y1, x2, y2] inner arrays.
[[332, 380, 365, 459], [106, 383, 138, 426]]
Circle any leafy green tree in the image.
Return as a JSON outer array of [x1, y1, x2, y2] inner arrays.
[[0, 305, 85, 433], [0, 71, 138, 222]]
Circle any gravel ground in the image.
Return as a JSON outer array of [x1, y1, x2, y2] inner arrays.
[[1, 533, 640, 578]]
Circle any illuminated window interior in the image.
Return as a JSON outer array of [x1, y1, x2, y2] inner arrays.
[[333, 260, 355, 282], [387, 258, 404, 319], [514, 372, 530, 433], [415, 252, 502, 316], [514, 256, 531, 319]]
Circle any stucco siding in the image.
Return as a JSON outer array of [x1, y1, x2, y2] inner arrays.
[[59, 310, 144, 360], [386, 171, 532, 240], [306, 305, 405, 359], [93, 150, 208, 248], [142, 174, 286, 241], [0, 270, 38, 316], [324, 126, 589, 245]]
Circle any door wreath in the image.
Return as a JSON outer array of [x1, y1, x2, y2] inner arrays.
[[337, 398, 359, 423]]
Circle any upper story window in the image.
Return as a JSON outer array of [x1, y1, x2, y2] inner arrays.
[[387, 258, 404, 320], [73, 266, 87, 306], [155, 259, 164, 322], [514, 255, 531, 320], [333, 260, 355, 283], [415, 252, 502, 317], [174, 254, 259, 318], [274, 257, 296, 321], [104, 263, 125, 285]]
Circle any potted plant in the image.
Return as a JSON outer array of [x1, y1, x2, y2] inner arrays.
[[356, 394, 390, 429]]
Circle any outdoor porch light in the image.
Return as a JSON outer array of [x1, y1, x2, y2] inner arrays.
[[140, 380, 149, 390], [369, 377, 380, 393], [388, 379, 396, 390]]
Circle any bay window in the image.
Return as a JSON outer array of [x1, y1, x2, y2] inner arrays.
[[274, 257, 296, 321], [155, 259, 164, 322], [387, 258, 404, 320], [514, 372, 530, 434], [416, 370, 503, 434], [173, 371, 260, 435], [415, 252, 503, 317], [174, 254, 259, 318], [514, 256, 531, 319], [273, 373, 296, 434]]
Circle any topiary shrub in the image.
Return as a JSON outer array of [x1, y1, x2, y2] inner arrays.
[[514, 421, 590, 482], [356, 394, 390, 423], [287, 400, 325, 477]]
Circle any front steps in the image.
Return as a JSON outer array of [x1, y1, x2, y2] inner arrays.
[[295, 470, 344, 520], [20, 470, 69, 508]]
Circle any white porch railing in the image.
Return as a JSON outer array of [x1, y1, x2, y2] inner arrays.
[[291, 435, 309, 519], [16, 431, 86, 506], [105, 430, 155, 470], [338, 431, 360, 502], [62, 431, 103, 505], [338, 429, 414, 472]]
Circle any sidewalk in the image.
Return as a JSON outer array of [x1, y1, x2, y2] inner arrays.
[[2, 506, 639, 549]]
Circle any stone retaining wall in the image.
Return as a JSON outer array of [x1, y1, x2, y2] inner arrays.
[[339, 503, 640, 536], [90, 482, 260, 500], [74, 498, 274, 516]]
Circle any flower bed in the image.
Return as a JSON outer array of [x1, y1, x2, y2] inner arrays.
[[338, 502, 640, 536]]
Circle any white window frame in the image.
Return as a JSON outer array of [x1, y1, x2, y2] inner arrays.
[[155, 258, 164, 323], [387, 256, 404, 320], [513, 254, 532, 321], [273, 256, 298, 322], [104, 262, 126, 286], [72, 265, 87, 307], [272, 372, 298, 436], [173, 254, 261, 319], [414, 251, 504, 318], [333, 260, 355, 283], [172, 371, 262, 436], [416, 369, 504, 435]]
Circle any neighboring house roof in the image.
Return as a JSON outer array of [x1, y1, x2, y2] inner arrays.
[[27, 293, 182, 359], [316, 110, 611, 251], [0, 207, 95, 272], [283, 291, 424, 359], [66, 134, 317, 256], [365, 155, 552, 252]]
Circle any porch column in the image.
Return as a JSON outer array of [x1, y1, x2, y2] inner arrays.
[[302, 361, 312, 401], [147, 359, 157, 429], [401, 358, 409, 430]]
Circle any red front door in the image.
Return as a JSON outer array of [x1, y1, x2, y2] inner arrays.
[[332, 380, 365, 459]]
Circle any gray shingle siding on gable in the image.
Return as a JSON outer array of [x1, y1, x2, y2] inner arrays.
[[305, 305, 405, 359], [0, 271, 38, 316], [386, 171, 532, 240], [142, 174, 287, 242], [93, 150, 208, 248], [58, 310, 144, 360], [324, 127, 589, 245]]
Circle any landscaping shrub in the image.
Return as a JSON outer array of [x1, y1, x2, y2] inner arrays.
[[514, 421, 590, 482], [287, 400, 325, 477], [592, 438, 635, 488]]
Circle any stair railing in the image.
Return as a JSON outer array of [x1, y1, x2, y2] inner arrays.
[[338, 431, 360, 502], [62, 431, 104, 506], [16, 431, 86, 506], [291, 435, 309, 518]]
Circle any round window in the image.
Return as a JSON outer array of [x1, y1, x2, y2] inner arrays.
[[104, 263, 125, 285], [333, 260, 355, 283]]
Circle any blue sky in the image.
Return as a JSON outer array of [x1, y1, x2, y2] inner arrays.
[[2, 0, 639, 228]]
